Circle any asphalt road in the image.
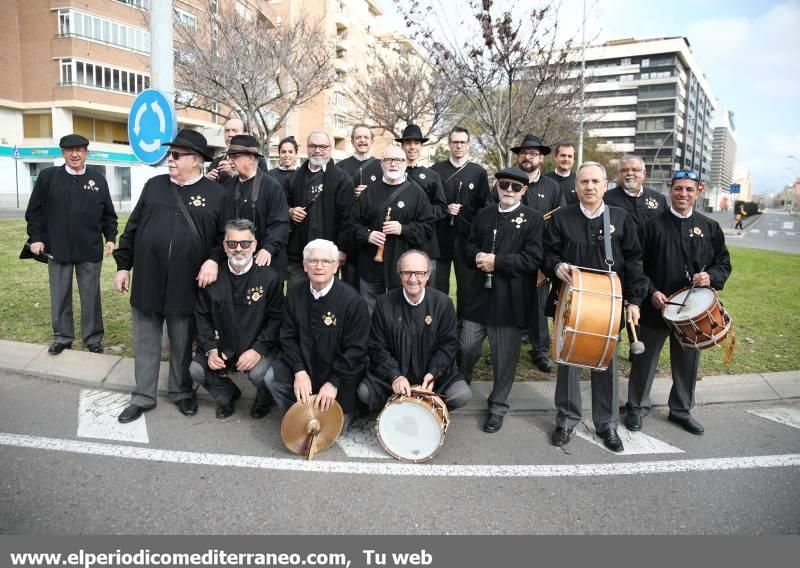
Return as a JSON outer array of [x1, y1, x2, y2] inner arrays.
[[1, 371, 798, 535], [709, 209, 800, 254]]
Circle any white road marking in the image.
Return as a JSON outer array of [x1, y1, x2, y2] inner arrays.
[[768, 230, 777, 237], [750, 229, 760, 234], [77, 390, 148, 444], [782, 222, 794, 230], [747, 407, 800, 430], [336, 419, 390, 459], [786, 232, 796, 237], [2, 432, 797, 478], [574, 422, 684, 455]]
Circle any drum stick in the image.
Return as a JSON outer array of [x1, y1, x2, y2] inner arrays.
[[626, 304, 645, 355], [542, 206, 561, 221], [677, 265, 706, 314]]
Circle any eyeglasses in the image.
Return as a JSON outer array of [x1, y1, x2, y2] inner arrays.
[[305, 258, 336, 266], [308, 144, 331, 152], [619, 167, 644, 174], [672, 170, 700, 182], [518, 151, 542, 158], [382, 158, 406, 164], [400, 270, 428, 279], [497, 180, 525, 193], [225, 240, 253, 249], [169, 151, 194, 160]]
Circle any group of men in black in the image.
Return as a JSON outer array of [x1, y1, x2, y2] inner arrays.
[[25, 123, 730, 454]]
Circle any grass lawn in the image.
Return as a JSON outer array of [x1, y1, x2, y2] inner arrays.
[[1, 215, 798, 379]]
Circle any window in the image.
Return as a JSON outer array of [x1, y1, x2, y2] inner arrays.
[[174, 8, 198, 29], [641, 58, 650, 68], [60, 59, 73, 83], [57, 9, 149, 53], [621, 57, 631, 66], [23, 114, 53, 138], [114, 0, 151, 9], [59, 58, 149, 95]]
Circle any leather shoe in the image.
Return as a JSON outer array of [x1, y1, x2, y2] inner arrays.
[[216, 386, 242, 419], [598, 427, 624, 452], [531, 354, 553, 373], [668, 412, 704, 435], [483, 413, 504, 433], [48, 342, 71, 355], [250, 387, 272, 419], [118, 404, 149, 424], [551, 427, 572, 446], [175, 397, 198, 417], [624, 413, 642, 431], [86, 343, 104, 354]]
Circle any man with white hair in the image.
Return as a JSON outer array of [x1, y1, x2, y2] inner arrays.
[[266, 239, 369, 424], [286, 130, 355, 285], [604, 155, 667, 227]]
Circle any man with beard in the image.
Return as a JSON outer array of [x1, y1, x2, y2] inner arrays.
[[545, 142, 578, 205], [430, 126, 490, 309], [351, 145, 434, 314], [114, 129, 225, 423], [206, 118, 268, 184], [286, 130, 355, 285], [395, 124, 448, 268], [191, 219, 285, 419], [357, 250, 472, 412], [512, 134, 564, 374], [604, 155, 667, 227]]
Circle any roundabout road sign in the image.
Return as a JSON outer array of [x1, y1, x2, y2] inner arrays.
[[127, 89, 178, 165]]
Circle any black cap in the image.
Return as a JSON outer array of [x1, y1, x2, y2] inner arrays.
[[59, 134, 90, 149], [394, 124, 429, 143], [227, 134, 263, 157], [494, 167, 529, 185], [162, 128, 214, 162], [510, 134, 551, 156]]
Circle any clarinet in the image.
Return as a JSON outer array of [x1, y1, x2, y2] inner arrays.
[[374, 207, 392, 262], [484, 228, 497, 289], [449, 181, 463, 227]]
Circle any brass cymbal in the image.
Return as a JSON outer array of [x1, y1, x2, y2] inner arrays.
[[280, 395, 344, 459]]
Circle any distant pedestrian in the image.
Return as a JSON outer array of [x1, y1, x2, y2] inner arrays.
[[734, 204, 746, 231]]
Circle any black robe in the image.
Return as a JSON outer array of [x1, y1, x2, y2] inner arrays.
[[286, 160, 354, 258], [280, 279, 370, 414], [217, 171, 290, 277], [603, 185, 668, 227], [114, 175, 225, 315], [363, 287, 464, 403], [430, 160, 491, 260], [25, 166, 117, 263], [267, 167, 295, 200], [351, 180, 435, 289], [463, 204, 544, 328], [337, 155, 383, 189], [195, 263, 284, 359], [545, 170, 578, 205], [521, 173, 564, 214], [209, 154, 268, 184], [638, 209, 731, 328], [542, 204, 648, 315], [406, 165, 448, 258]]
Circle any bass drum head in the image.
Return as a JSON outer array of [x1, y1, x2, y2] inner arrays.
[[664, 287, 715, 320], [377, 399, 444, 462]]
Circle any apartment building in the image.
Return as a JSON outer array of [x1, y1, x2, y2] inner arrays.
[[707, 108, 737, 211]]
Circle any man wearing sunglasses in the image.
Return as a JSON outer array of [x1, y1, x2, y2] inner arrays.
[[358, 250, 472, 412], [206, 117, 268, 184], [605, 155, 667, 227], [191, 219, 285, 419], [625, 170, 731, 436], [460, 167, 544, 433], [543, 161, 647, 451], [115, 129, 226, 424]]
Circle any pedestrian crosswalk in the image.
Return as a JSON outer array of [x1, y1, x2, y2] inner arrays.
[[573, 422, 684, 455], [77, 389, 149, 444]]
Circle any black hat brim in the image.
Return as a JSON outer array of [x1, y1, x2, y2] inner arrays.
[[162, 138, 214, 162], [510, 144, 552, 156]]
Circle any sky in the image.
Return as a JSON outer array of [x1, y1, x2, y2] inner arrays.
[[375, 0, 800, 195]]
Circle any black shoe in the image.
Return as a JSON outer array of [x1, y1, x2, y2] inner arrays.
[[551, 427, 572, 446], [483, 413, 504, 433], [217, 386, 242, 419], [175, 397, 198, 417], [668, 413, 704, 435], [86, 343, 104, 354], [250, 387, 272, 419], [520, 331, 530, 343], [48, 342, 71, 355], [531, 354, 553, 373], [598, 427, 624, 452], [118, 404, 149, 424], [624, 413, 642, 431]]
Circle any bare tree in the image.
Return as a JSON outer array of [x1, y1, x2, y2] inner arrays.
[[397, 0, 582, 168], [171, 0, 336, 150]]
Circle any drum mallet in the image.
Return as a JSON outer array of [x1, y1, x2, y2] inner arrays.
[[626, 304, 645, 355]]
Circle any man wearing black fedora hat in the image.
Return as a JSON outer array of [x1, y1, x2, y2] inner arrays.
[[114, 128, 226, 424], [206, 117, 268, 184], [25, 133, 118, 355], [511, 134, 564, 374], [395, 124, 448, 272], [214, 134, 289, 278]]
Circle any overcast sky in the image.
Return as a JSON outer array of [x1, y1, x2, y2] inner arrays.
[[376, 0, 800, 194]]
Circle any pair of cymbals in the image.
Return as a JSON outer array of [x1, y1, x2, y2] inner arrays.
[[280, 395, 343, 460]]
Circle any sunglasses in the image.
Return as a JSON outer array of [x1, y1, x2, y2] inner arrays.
[[672, 170, 700, 182], [168, 151, 194, 160], [497, 180, 525, 193], [225, 240, 253, 249]]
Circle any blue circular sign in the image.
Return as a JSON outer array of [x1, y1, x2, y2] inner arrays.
[[127, 89, 178, 165]]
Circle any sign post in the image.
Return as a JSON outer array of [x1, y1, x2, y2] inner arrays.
[[12, 145, 20, 208]]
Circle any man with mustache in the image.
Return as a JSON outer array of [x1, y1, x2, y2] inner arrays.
[[604, 155, 667, 227]]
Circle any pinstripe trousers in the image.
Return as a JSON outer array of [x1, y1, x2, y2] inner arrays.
[[555, 350, 619, 433]]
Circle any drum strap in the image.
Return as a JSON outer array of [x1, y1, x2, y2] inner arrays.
[[602, 206, 614, 271]]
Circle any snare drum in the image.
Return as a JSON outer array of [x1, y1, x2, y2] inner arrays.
[[662, 287, 732, 350], [376, 388, 450, 463], [551, 266, 623, 371]]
